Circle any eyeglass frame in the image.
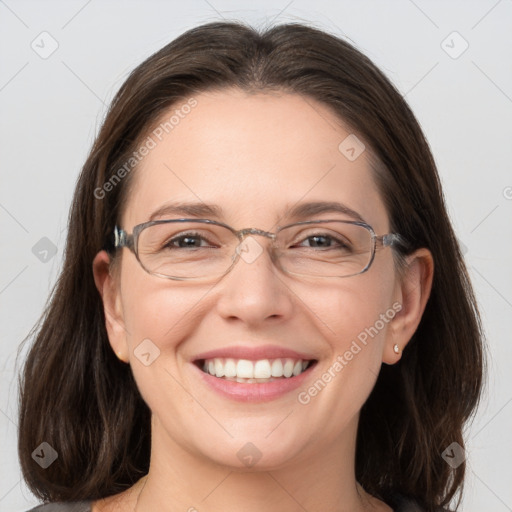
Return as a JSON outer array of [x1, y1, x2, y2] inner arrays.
[[110, 218, 408, 281]]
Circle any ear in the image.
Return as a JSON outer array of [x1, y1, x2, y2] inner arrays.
[[383, 248, 434, 364], [92, 250, 129, 363]]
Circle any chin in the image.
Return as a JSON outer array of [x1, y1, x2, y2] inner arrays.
[[196, 431, 310, 472]]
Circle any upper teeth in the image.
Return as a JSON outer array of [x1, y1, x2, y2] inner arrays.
[[202, 358, 310, 379]]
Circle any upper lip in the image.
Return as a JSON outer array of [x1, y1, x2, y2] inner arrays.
[[192, 344, 317, 362]]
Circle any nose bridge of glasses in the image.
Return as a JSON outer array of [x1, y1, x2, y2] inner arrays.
[[231, 227, 280, 268], [236, 227, 277, 242]]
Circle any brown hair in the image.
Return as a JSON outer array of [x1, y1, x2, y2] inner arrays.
[[17, 20, 485, 511]]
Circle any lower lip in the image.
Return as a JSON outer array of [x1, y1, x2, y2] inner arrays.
[[192, 361, 317, 403]]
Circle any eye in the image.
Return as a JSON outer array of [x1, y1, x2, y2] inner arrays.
[[164, 232, 215, 249], [293, 233, 350, 250], [298, 234, 339, 248]]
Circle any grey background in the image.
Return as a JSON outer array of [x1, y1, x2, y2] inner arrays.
[[1, 0, 511, 510]]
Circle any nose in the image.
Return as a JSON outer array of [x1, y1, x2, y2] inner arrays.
[[214, 235, 294, 327]]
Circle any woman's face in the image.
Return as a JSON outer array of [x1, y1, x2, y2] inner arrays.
[[100, 89, 406, 471]]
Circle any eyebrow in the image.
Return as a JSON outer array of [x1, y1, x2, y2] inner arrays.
[[149, 201, 223, 221], [148, 200, 366, 224], [285, 200, 366, 224]]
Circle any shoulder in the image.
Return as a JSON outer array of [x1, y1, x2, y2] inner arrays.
[[26, 501, 92, 512], [391, 493, 453, 512], [393, 496, 426, 512]]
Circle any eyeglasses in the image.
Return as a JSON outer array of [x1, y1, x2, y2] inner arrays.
[[112, 218, 407, 281]]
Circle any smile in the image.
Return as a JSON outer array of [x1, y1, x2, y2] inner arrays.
[[197, 357, 314, 383], [192, 357, 318, 402]]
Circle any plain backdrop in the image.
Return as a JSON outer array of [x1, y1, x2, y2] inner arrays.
[[1, 1, 511, 510]]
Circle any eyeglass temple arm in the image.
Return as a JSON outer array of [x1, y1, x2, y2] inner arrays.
[[113, 226, 135, 251], [378, 233, 408, 249]]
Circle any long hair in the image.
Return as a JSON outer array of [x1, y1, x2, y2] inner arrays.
[[17, 20, 485, 511]]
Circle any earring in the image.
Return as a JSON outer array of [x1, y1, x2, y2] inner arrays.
[[117, 351, 126, 362], [393, 344, 400, 354]]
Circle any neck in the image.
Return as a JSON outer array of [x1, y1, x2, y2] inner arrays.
[[132, 413, 386, 512]]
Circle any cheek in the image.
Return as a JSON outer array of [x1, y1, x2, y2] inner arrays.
[[117, 261, 215, 417], [297, 272, 398, 421], [119, 257, 209, 352], [298, 257, 398, 380], [307, 272, 396, 344]]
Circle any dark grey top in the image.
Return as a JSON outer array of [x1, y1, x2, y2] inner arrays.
[[26, 494, 440, 511], [27, 503, 93, 512]]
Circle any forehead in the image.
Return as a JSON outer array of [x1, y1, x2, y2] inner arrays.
[[122, 89, 389, 232]]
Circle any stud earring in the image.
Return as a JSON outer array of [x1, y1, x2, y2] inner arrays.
[[393, 344, 400, 354]]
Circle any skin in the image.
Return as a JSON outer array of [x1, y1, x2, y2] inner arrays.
[[92, 88, 433, 512]]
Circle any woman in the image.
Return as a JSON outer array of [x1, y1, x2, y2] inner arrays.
[[18, 20, 484, 512]]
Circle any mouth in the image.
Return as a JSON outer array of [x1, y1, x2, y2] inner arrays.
[[193, 357, 318, 383]]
